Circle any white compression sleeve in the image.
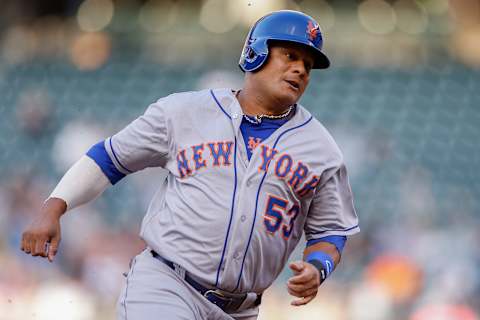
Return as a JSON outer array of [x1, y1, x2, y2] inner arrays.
[[49, 155, 111, 211]]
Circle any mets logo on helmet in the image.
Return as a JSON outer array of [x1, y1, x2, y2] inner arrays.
[[306, 21, 321, 44]]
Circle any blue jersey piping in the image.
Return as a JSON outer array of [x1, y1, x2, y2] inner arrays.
[[234, 116, 314, 291], [109, 138, 133, 173], [210, 89, 231, 119], [309, 224, 359, 235], [215, 137, 238, 287], [210, 88, 237, 288]]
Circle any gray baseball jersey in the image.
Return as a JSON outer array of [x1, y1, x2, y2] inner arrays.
[[105, 88, 359, 294]]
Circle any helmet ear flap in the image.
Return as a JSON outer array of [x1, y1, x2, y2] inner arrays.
[[244, 45, 257, 63], [239, 38, 269, 72]]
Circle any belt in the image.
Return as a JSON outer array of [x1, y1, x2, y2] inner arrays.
[[150, 250, 262, 313]]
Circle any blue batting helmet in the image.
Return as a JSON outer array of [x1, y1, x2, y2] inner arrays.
[[239, 10, 330, 72]]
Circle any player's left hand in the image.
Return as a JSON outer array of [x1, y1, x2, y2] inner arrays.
[[287, 260, 320, 306]]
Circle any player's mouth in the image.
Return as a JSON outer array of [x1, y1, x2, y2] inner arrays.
[[285, 80, 300, 91]]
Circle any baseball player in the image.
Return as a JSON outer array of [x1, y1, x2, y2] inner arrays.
[[21, 10, 359, 320]]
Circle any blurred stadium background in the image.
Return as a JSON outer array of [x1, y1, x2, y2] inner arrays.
[[1, 0, 479, 319]]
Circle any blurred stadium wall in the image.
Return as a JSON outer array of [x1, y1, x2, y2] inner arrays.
[[0, 1, 479, 319]]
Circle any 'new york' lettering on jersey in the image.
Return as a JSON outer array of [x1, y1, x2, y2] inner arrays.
[[103, 88, 359, 293], [174, 141, 323, 199]]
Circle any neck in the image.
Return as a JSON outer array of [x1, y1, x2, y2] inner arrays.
[[236, 86, 291, 116]]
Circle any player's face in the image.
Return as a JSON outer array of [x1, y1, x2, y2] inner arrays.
[[254, 42, 315, 107]]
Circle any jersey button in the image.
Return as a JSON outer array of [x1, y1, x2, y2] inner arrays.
[[246, 180, 251, 187], [232, 113, 238, 119], [240, 215, 246, 222], [233, 252, 241, 259]]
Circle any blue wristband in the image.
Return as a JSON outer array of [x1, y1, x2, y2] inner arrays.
[[306, 251, 334, 282]]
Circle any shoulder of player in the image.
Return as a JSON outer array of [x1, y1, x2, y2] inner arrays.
[[295, 104, 343, 162], [149, 88, 237, 122], [151, 89, 212, 112]]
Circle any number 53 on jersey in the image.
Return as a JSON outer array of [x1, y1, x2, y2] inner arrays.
[[263, 194, 300, 240]]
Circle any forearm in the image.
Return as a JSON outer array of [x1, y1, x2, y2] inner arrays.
[[42, 197, 68, 219], [303, 237, 345, 284], [49, 155, 111, 211], [303, 241, 340, 267]]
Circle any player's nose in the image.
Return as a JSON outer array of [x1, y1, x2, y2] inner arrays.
[[291, 60, 308, 80]]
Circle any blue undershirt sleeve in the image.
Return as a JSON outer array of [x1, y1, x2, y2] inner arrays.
[[86, 141, 126, 185], [306, 235, 347, 255]]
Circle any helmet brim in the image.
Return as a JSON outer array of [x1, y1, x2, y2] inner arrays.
[[312, 50, 330, 69], [266, 38, 330, 70]]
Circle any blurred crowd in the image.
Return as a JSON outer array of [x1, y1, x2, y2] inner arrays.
[[1, 0, 480, 319]]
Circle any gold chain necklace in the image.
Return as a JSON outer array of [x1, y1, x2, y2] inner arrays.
[[235, 90, 294, 124], [243, 105, 294, 124]]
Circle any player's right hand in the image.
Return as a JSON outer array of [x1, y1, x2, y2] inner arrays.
[[20, 198, 67, 262]]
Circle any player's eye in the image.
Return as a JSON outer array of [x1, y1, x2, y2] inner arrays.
[[286, 52, 297, 61]]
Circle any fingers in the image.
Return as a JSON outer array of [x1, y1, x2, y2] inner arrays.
[[287, 261, 320, 306], [287, 281, 318, 293], [289, 263, 320, 285], [288, 270, 317, 285], [289, 261, 305, 274], [20, 206, 63, 261], [48, 237, 60, 262], [20, 233, 28, 253], [22, 233, 34, 254], [287, 285, 318, 298], [291, 294, 316, 306], [20, 230, 55, 260], [288, 279, 318, 306], [28, 234, 48, 257], [33, 238, 47, 257]]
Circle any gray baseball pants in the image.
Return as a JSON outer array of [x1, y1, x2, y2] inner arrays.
[[116, 249, 259, 320]]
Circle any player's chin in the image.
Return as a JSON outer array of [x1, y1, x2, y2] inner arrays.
[[285, 82, 305, 101], [279, 88, 302, 105]]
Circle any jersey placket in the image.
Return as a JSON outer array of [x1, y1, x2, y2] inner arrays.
[[217, 105, 288, 292], [212, 93, 249, 290], [213, 93, 260, 291]]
